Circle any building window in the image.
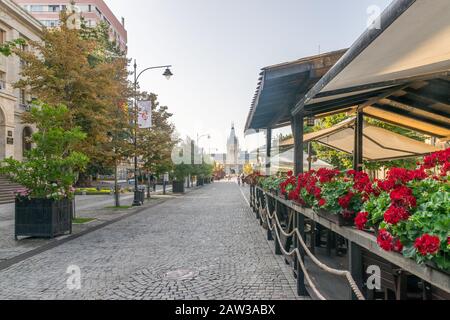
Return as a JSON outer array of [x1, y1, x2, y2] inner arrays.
[[0, 72, 6, 90], [30, 5, 45, 12], [19, 89, 26, 105], [49, 5, 60, 12], [0, 29, 6, 44], [22, 127, 33, 157]]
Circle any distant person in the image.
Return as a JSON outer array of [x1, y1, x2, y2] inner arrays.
[[243, 174, 247, 186], [150, 174, 156, 192]]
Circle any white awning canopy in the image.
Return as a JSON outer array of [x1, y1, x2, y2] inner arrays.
[[305, 118, 439, 161], [270, 150, 333, 174]]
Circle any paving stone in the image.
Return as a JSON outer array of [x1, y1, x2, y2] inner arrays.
[[0, 183, 300, 300]]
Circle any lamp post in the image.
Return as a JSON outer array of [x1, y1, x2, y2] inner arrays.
[[197, 133, 211, 163], [132, 60, 173, 207]]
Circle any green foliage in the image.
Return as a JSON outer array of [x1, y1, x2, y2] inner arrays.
[[362, 192, 391, 227], [0, 103, 89, 200], [390, 180, 450, 270], [173, 163, 190, 181], [260, 175, 285, 192], [0, 38, 26, 57]]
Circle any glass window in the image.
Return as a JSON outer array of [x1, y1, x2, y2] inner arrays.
[[30, 5, 45, 12]]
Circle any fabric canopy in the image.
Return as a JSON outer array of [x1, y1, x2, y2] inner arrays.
[[302, 118, 439, 161], [270, 150, 333, 174]]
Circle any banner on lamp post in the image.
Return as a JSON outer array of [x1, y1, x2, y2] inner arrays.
[[137, 100, 152, 129]]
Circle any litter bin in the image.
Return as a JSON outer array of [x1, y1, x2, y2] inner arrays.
[[138, 186, 146, 204]]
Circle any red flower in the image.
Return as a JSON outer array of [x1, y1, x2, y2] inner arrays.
[[338, 192, 354, 209], [384, 206, 410, 225], [423, 148, 450, 169], [377, 179, 395, 192], [355, 212, 369, 230], [390, 186, 416, 208], [288, 190, 299, 201], [377, 229, 394, 251], [441, 162, 450, 177], [287, 170, 294, 177], [318, 198, 326, 207], [352, 172, 371, 193], [316, 168, 340, 183], [414, 234, 441, 256]]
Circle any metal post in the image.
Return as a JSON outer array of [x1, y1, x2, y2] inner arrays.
[[114, 163, 120, 207], [132, 60, 141, 206], [353, 111, 364, 172], [292, 114, 304, 176], [349, 241, 364, 300], [296, 213, 308, 296], [265, 128, 272, 176], [307, 141, 313, 172]]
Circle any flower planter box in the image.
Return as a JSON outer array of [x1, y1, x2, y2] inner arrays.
[[172, 181, 185, 193], [316, 209, 354, 227], [15, 198, 73, 239]]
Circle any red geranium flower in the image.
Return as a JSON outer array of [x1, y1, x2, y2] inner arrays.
[[384, 205, 410, 225], [318, 198, 326, 207], [338, 192, 354, 209], [287, 170, 294, 177], [355, 212, 369, 230], [414, 234, 441, 256], [390, 186, 416, 208], [377, 229, 394, 251]]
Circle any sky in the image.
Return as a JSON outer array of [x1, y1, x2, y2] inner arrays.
[[105, 0, 392, 153]]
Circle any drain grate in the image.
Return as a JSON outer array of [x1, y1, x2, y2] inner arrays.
[[163, 269, 197, 281]]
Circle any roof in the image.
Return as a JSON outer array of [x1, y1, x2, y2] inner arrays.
[[281, 117, 439, 161], [291, 0, 450, 138], [244, 50, 347, 133]]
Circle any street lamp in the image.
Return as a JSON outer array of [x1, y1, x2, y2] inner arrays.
[[197, 133, 211, 163], [132, 60, 173, 207]]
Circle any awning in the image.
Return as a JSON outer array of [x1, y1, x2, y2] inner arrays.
[[281, 117, 439, 161], [270, 150, 333, 174], [291, 0, 450, 138], [245, 50, 346, 133]]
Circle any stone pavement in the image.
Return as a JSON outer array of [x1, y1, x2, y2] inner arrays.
[[0, 182, 299, 300], [0, 188, 172, 261]]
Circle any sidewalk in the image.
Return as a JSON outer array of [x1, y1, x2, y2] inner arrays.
[[0, 188, 178, 263]]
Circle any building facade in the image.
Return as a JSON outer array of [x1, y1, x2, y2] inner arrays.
[[14, 0, 127, 51], [212, 124, 250, 175], [0, 0, 41, 161]]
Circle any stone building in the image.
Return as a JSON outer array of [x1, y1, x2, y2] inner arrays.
[[0, 0, 42, 162]]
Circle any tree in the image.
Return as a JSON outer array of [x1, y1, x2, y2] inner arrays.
[[14, 11, 131, 181], [0, 103, 89, 200]]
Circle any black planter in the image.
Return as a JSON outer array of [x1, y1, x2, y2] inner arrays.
[[15, 198, 73, 239], [172, 181, 185, 193], [316, 209, 355, 227]]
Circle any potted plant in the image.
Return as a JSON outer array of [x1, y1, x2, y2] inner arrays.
[[357, 150, 450, 272], [172, 163, 189, 193], [0, 103, 89, 239]]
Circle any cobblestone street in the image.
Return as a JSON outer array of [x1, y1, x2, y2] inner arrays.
[[0, 182, 298, 300]]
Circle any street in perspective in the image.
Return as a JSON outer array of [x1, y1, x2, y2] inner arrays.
[[0, 0, 448, 312]]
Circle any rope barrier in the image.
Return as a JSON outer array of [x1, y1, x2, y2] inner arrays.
[[258, 193, 365, 301]]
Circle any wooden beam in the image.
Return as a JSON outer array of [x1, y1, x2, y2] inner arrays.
[[291, 114, 304, 175], [265, 128, 272, 176], [353, 111, 364, 172]]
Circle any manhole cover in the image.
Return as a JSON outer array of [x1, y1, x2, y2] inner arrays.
[[164, 269, 197, 281]]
